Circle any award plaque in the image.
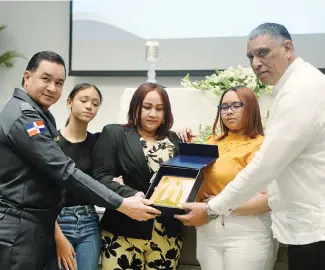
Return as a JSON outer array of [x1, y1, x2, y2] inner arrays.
[[149, 176, 196, 207], [145, 142, 219, 216]]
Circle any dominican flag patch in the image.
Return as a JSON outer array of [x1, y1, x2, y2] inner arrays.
[[26, 120, 46, 137]]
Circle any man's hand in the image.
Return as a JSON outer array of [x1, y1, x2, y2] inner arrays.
[[176, 127, 197, 142], [174, 202, 209, 227], [135, 191, 145, 198], [117, 196, 161, 221], [55, 234, 76, 270]]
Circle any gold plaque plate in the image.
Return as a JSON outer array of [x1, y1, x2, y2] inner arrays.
[[150, 175, 196, 207]]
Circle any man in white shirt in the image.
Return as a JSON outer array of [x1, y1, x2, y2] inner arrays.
[[175, 23, 325, 270]]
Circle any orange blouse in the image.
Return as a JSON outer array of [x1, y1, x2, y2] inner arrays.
[[197, 132, 263, 202]]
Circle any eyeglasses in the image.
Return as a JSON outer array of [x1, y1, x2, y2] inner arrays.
[[218, 101, 243, 114]]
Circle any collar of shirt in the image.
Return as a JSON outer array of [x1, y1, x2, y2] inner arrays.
[[272, 57, 304, 98]]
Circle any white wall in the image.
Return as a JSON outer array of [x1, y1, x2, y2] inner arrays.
[[0, 1, 189, 132]]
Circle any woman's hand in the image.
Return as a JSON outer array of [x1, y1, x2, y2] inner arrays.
[[113, 175, 125, 186], [55, 234, 76, 270], [176, 127, 197, 142]]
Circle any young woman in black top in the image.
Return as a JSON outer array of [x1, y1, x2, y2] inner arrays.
[[50, 83, 104, 270]]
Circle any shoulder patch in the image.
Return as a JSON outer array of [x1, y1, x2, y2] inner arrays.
[[26, 120, 46, 137], [20, 102, 34, 112]]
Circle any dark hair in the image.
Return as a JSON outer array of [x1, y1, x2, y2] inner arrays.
[[248, 22, 292, 43], [128, 83, 173, 140], [21, 51, 66, 86], [213, 85, 264, 140], [65, 83, 103, 126]]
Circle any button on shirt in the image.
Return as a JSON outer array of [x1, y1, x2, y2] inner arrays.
[[208, 58, 325, 245]]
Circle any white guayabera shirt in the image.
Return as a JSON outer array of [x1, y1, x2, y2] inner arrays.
[[209, 57, 325, 245]]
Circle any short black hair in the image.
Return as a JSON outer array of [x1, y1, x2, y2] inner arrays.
[[21, 51, 66, 86]]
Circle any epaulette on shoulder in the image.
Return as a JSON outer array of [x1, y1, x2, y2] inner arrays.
[[20, 102, 34, 113]]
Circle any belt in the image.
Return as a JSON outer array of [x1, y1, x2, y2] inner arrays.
[[0, 201, 54, 230]]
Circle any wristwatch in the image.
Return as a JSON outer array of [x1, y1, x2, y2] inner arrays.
[[205, 203, 219, 221]]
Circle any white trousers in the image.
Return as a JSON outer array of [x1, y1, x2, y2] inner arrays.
[[196, 213, 278, 270]]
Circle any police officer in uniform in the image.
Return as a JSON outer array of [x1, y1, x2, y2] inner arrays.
[[0, 51, 160, 270]]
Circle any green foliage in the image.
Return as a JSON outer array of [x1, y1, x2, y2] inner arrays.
[[192, 124, 214, 144], [0, 24, 25, 68]]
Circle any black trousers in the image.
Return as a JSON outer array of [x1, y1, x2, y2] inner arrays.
[[0, 212, 54, 270], [288, 241, 325, 270]]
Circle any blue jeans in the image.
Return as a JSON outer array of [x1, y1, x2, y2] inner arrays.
[[49, 205, 101, 270]]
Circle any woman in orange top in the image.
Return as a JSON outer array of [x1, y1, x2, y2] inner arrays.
[[182, 86, 278, 270]]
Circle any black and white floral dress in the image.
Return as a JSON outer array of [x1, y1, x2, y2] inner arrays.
[[101, 137, 183, 270]]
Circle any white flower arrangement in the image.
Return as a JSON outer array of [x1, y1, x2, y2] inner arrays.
[[181, 65, 273, 98]]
